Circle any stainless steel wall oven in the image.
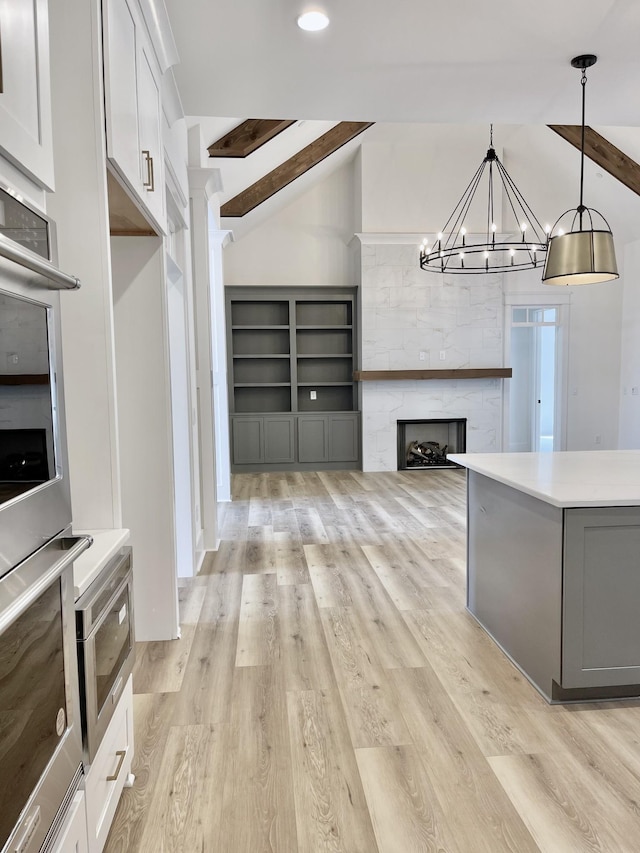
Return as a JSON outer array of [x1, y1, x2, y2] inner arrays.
[[0, 185, 89, 852], [0, 532, 91, 853], [76, 547, 135, 763], [0, 182, 80, 576]]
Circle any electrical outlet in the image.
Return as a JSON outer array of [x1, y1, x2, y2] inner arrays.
[[310, 390, 317, 400], [439, 350, 446, 361], [419, 351, 426, 361], [595, 434, 602, 445]]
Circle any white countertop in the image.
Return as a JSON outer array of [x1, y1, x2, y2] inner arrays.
[[72, 528, 130, 599], [448, 451, 640, 508]]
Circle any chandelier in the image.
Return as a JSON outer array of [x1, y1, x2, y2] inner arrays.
[[419, 126, 549, 274], [542, 55, 618, 286]]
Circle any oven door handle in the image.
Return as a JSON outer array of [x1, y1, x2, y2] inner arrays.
[[0, 234, 81, 290], [0, 535, 92, 633]]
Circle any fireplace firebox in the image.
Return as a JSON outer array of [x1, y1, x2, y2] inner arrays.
[[397, 418, 466, 470]]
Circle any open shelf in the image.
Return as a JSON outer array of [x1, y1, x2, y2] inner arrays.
[[234, 386, 291, 413], [0, 374, 50, 385], [233, 357, 290, 384], [232, 328, 290, 356], [297, 385, 354, 412], [296, 300, 352, 326], [231, 300, 289, 326], [231, 324, 289, 330], [296, 328, 352, 355]]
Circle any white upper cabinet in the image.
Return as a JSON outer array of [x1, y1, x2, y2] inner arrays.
[[0, 0, 55, 189], [102, 0, 166, 234], [136, 38, 164, 227]]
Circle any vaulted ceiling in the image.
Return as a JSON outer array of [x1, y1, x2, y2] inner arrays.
[[164, 0, 640, 126], [162, 1, 640, 245]]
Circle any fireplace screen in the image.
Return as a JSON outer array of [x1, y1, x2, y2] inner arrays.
[[397, 418, 466, 470]]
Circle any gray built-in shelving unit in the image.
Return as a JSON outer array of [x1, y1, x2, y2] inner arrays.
[[226, 287, 360, 472]]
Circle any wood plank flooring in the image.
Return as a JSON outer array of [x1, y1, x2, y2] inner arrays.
[[105, 470, 640, 852]]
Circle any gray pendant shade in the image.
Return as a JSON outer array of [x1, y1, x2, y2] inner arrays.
[[542, 229, 618, 286], [543, 54, 619, 287]]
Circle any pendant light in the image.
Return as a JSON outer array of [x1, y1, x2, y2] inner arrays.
[[542, 55, 618, 286], [419, 126, 549, 275]]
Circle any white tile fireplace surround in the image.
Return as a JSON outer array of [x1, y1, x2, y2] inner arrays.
[[359, 239, 505, 472]]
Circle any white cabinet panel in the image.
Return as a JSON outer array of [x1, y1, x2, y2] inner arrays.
[[0, 0, 54, 188], [50, 791, 89, 853], [102, 0, 165, 233], [102, 0, 140, 191], [136, 38, 164, 226], [84, 675, 134, 853]]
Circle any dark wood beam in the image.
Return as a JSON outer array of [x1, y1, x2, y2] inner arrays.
[[207, 120, 296, 158], [548, 125, 640, 197], [221, 121, 374, 217]]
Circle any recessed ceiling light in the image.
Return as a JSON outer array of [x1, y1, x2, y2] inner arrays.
[[297, 10, 329, 31]]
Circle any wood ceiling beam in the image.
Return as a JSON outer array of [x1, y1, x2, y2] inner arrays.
[[548, 125, 640, 197], [207, 119, 296, 158], [221, 121, 374, 217]]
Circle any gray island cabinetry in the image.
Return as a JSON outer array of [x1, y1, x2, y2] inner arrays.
[[449, 451, 640, 702]]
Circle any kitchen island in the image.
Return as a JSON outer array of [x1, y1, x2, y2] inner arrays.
[[448, 451, 640, 702]]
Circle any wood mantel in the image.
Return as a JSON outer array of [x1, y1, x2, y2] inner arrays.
[[353, 368, 512, 381]]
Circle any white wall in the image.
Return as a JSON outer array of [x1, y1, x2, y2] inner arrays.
[[48, 0, 122, 529], [619, 238, 640, 448], [361, 126, 505, 233], [111, 237, 179, 642], [224, 159, 356, 286]]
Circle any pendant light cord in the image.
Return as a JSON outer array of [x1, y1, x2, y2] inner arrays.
[[579, 68, 587, 228]]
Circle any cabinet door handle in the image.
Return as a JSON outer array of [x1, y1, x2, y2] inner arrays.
[[106, 749, 127, 782], [142, 150, 155, 192]]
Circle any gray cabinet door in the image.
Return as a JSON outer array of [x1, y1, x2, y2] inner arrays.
[[328, 414, 359, 462], [298, 416, 328, 463], [264, 416, 295, 463], [232, 417, 263, 464], [563, 506, 640, 688]]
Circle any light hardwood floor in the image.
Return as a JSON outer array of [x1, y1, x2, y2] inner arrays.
[[105, 470, 640, 852]]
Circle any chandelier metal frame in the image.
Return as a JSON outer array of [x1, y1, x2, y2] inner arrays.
[[419, 126, 549, 275]]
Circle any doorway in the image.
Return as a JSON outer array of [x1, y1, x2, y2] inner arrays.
[[506, 302, 568, 452]]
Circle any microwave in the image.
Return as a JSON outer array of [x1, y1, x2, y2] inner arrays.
[[0, 182, 80, 575], [75, 547, 135, 763]]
